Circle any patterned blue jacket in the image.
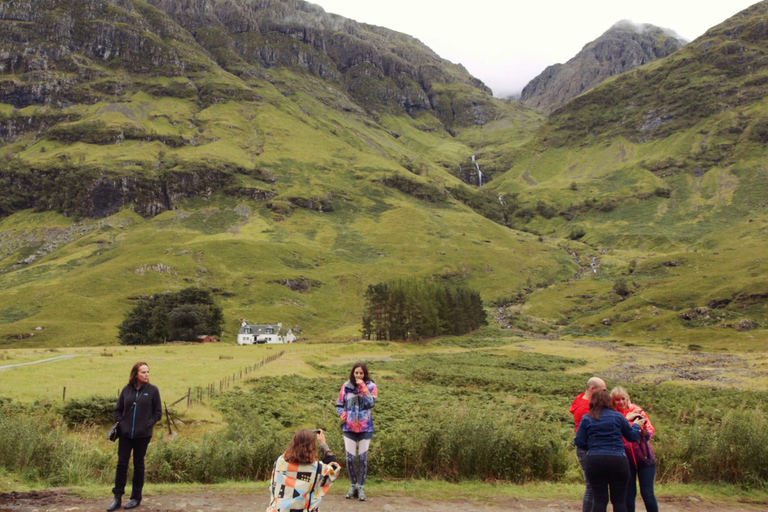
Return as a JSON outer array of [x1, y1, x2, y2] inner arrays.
[[336, 380, 378, 433]]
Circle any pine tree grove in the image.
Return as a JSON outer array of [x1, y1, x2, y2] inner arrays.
[[361, 277, 487, 340]]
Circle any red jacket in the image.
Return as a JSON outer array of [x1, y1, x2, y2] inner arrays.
[[616, 403, 656, 465], [569, 392, 591, 433]]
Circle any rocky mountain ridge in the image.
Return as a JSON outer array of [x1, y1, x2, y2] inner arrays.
[[0, 0, 498, 126], [520, 20, 687, 114]]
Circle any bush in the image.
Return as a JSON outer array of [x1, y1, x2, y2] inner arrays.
[[60, 395, 116, 426], [613, 278, 631, 298]]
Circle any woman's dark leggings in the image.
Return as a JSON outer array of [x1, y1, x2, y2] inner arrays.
[[112, 435, 152, 500], [584, 454, 630, 512]]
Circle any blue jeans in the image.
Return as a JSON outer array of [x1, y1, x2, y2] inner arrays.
[[627, 462, 658, 512], [576, 446, 593, 512]]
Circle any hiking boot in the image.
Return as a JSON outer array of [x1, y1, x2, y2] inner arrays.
[[358, 486, 367, 501], [345, 485, 358, 499]]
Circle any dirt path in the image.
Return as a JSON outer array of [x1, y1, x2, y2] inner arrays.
[[0, 490, 764, 512], [0, 354, 90, 371]]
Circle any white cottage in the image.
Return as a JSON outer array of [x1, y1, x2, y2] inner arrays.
[[237, 321, 296, 345]]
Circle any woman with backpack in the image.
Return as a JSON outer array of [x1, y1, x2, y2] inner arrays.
[[611, 387, 659, 512]]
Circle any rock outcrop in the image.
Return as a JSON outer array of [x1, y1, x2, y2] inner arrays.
[[521, 20, 687, 114]]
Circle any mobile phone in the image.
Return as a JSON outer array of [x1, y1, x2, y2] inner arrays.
[[313, 429, 321, 434]]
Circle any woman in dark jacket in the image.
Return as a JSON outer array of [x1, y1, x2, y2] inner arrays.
[[107, 362, 162, 511], [575, 389, 643, 512]]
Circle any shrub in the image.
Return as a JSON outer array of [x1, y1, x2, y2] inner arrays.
[[60, 395, 116, 426], [613, 278, 631, 298]]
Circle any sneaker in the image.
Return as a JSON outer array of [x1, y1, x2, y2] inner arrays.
[[345, 486, 358, 499], [358, 486, 367, 501]]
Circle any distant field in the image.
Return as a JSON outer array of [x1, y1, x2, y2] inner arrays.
[[2, 334, 766, 406]]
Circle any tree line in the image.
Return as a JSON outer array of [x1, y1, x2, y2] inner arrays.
[[361, 277, 487, 341]]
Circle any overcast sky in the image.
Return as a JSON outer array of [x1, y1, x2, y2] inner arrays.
[[312, 0, 760, 98]]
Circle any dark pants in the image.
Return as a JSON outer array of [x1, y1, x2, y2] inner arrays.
[[576, 446, 593, 512], [112, 435, 152, 501], [584, 454, 630, 512], [627, 462, 659, 512]]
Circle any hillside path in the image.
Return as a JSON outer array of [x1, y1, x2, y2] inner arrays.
[[0, 490, 764, 512]]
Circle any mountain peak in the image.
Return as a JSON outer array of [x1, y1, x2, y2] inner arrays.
[[520, 20, 687, 114]]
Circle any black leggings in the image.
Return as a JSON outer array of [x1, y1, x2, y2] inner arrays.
[[112, 435, 152, 500], [584, 454, 630, 512]]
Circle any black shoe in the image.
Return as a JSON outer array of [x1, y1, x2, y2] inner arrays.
[[124, 499, 141, 509], [106, 497, 121, 511]]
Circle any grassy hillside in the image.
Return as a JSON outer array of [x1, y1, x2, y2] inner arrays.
[[0, 81, 571, 346], [476, 2, 768, 346]]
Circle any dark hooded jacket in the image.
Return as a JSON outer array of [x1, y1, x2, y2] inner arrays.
[[114, 383, 162, 439]]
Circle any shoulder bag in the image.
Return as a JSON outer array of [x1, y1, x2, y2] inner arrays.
[[108, 422, 120, 442]]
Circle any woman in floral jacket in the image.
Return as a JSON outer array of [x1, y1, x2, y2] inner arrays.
[[336, 362, 378, 501]]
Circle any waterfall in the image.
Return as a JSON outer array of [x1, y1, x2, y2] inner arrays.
[[472, 155, 483, 187]]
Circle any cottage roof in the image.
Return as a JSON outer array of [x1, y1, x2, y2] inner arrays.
[[238, 323, 281, 335]]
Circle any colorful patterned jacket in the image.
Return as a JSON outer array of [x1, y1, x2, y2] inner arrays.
[[335, 380, 378, 433], [266, 453, 341, 512]]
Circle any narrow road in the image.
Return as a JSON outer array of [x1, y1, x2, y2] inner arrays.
[[0, 354, 90, 371]]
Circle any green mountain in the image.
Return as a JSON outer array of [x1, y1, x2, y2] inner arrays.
[[485, 1, 768, 348], [0, 0, 560, 346], [1, 0, 767, 350]]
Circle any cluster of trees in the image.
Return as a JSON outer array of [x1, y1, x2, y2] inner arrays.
[[361, 277, 487, 341], [118, 287, 224, 345]]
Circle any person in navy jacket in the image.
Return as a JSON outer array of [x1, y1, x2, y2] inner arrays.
[[575, 389, 643, 512], [107, 362, 162, 511]]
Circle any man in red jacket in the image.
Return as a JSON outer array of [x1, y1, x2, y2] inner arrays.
[[570, 376, 606, 512]]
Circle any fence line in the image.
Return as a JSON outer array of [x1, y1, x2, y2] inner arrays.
[[169, 350, 285, 408], [60, 350, 286, 405]]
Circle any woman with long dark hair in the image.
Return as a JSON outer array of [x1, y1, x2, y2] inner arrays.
[[267, 429, 341, 512], [107, 362, 162, 511], [336, 362, 378, 501], [574, 389, 643, 512]]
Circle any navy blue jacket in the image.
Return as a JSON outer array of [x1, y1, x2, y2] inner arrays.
[[115, 383, 162, 439], [575, 409, 641, 456]]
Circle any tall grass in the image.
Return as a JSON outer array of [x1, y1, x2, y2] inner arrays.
[[0, 402, 112, 485], [661, 406, 768, 488], [373, 406, 568, 482]]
